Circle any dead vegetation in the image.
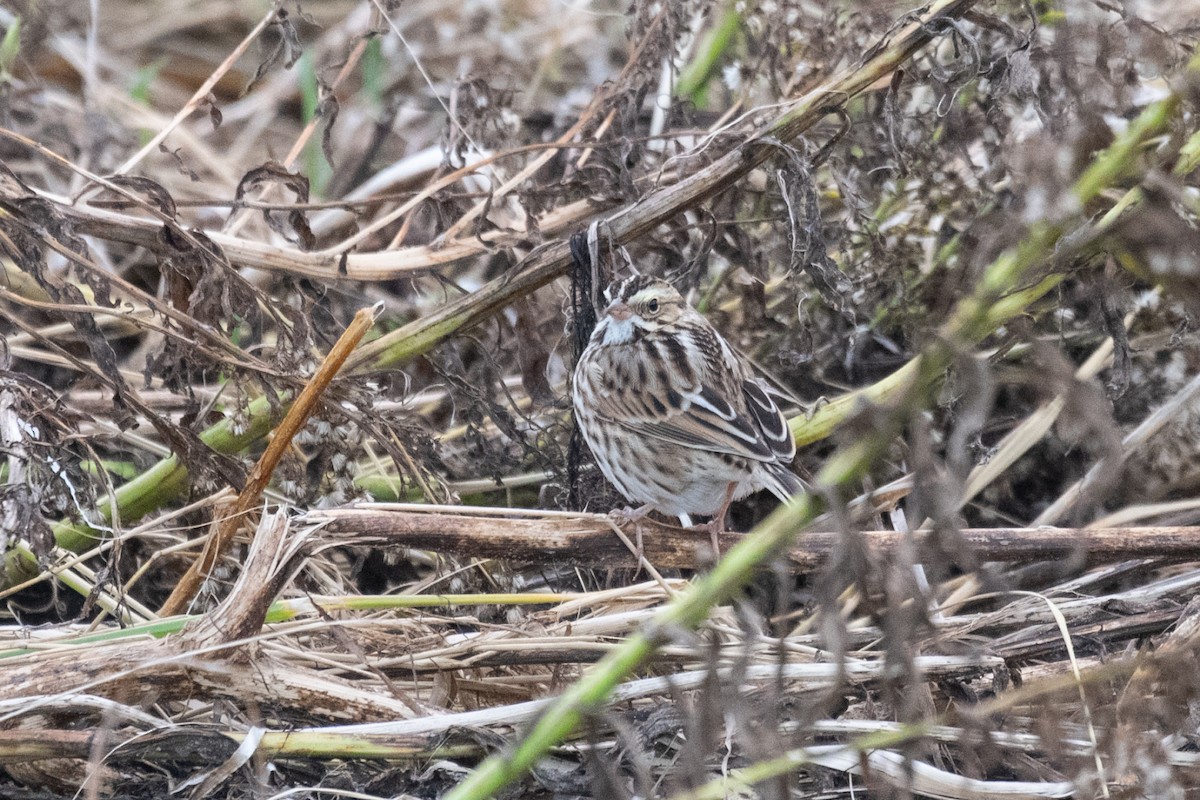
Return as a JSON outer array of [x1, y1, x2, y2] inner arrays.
[[3, 0, 1200, 797]]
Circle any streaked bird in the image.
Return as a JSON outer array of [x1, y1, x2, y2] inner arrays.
[[572, 274, 802, 536]]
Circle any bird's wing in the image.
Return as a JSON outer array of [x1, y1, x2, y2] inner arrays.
[[583, 325, 795, 464], [741, 378, 796, 461], [616, 381, 778, 461]]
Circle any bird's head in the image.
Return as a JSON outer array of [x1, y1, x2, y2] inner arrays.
[[595, 275, 686, 345]]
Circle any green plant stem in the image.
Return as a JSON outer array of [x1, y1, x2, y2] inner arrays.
[[249, 731, 481, 759], [16, 0, 983, 588], [442, 46, 1200, 800], [791, 274, 1064, 446], [350, 0, 981, 373], [675, 4, 741, 106], [1, 394, 278, 585], [793, 100, 1200, 448], [667, 724, 934, 800], [446, 491, 822, 800], [55, 394, 277, 552], [0, 591, 578, 660]]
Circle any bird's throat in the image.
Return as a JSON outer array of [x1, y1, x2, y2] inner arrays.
[[601, 317, 636, 345]]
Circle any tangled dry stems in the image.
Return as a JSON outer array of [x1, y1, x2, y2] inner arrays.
[[3, 0, 1200, 797]]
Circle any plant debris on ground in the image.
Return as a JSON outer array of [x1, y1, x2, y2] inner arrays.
[[3, 0, 1200, 797]]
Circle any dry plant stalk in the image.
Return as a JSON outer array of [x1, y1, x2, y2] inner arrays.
[[157, 305, 378, 617], [4, 0, 1200, 796], [314, 507, 1200, 569]]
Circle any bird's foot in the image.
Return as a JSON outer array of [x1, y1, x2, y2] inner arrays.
[[689, 516, 727, 557], [692, 481, 738, 557], [611, 504, 653, 526], [611, 504, 653, 562], [803, 395, 830, 419]]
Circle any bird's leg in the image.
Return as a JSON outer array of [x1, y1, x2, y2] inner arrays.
[[693, 482, 737, 556], [611, 503, 653, 561]]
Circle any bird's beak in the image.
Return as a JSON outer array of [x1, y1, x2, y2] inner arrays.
[[605, 301, 633, 321]]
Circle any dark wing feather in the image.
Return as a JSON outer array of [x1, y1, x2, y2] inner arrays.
[[763, 462, 805, 502], [741, 379, 796, 461], [609, 380, 777, 461], [585, 320, 795, 464]]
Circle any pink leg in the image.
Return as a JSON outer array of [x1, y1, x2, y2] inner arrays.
[[694, 482, 737, 555], [612, 503, 654, 560]]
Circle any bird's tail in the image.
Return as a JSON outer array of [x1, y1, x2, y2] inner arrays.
[[764, 464, 806, 503]]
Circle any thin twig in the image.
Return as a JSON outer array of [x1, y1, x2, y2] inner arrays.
[[157, 305, 379, 616]]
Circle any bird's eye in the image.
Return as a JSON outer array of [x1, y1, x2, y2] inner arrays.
[[646, 299, 660, 314]]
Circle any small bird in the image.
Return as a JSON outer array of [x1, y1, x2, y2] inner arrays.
[[571, 274, 802, 536]]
